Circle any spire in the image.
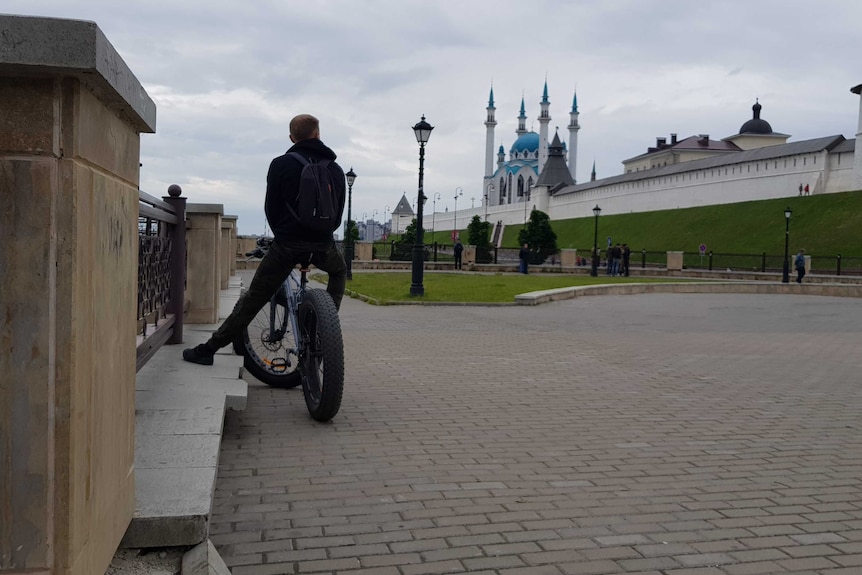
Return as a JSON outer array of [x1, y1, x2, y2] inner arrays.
[[542, 78, 549, 103], [571, 90, 578, 114], [517, 93, 527, 135], [753, 97, 761, 119], [488, 84, 495, 108], [591, 159, 596, 182]]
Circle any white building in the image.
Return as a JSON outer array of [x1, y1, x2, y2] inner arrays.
[[411, 81, 862, 245]]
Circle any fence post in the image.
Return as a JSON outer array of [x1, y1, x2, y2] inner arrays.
[[433, 241, 438, 262], [641, 249, 646, 269], [708, 251, 713, 271], [494, 246, 499, 264], [837, 253, 842, 276], [165, 184, 187, 344], [761, 252, 766, 272]]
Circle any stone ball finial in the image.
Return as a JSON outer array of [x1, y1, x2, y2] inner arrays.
[[167, 184, 182, 197]]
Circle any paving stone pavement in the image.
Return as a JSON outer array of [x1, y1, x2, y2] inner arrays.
[[211, 289, 862, 574]]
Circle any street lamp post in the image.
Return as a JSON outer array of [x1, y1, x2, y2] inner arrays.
[[383, 206, 389, 238], [453, 187, 463, 239], [591, 204, 601, 277], [523, 188, 531, 228], [344, 167, 356, 280], [372, 209, 378, 241], [485, 183, 493, 221], [782, 206, 792, 283], [432, 192, 441, 240], [410, 115, 434, 297]]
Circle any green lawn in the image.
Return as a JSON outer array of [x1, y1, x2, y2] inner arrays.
[[343, 272, 684, 304]]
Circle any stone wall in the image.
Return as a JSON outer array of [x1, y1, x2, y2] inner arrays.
[[0, 15, 155, 575]]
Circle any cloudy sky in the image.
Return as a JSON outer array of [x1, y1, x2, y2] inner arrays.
[[8, 1, 862, 235]]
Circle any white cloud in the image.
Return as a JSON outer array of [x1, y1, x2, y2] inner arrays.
[[7, 0, 862, 234]]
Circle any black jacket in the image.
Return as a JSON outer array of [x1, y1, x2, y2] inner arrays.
[[264, 138, 345, 244]]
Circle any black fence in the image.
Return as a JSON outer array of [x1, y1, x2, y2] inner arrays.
[[137, 188, 186, 372], [361, 241, 861, 276]]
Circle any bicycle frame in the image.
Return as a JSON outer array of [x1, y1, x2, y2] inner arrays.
[[263, 267, 307, 368]]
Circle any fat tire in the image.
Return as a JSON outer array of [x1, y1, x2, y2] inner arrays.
[[298, 288, 344, 421], [238, 288, 302, 389]]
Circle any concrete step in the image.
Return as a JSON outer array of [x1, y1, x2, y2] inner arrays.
[[120, 277, 246, 549]]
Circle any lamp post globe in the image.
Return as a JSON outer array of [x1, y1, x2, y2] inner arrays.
[[410, 115, 434, 297], [344, 167, 356, 280], [590, 204, 601, 277], [782, 206, 792, 283]]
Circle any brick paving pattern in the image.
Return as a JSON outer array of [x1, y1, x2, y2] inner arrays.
[[212, 291, 862, 574]]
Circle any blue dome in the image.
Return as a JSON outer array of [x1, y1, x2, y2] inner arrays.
[[511, 131, 539, 154]]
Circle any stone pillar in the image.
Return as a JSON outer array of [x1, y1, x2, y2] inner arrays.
[[0, 15, 156, 575], [225, 215, 238, 276], [219, 217, 234, 289], [851, 83, 862, 190], [356, 241, 373, 261], [186, 204, 223, 323], [465, 245, 477, 264], [560, 249, 578, 267], [667, 251, 684, 271]]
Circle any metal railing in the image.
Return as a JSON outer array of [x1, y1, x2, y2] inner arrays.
[[137, 188, 186, 372]]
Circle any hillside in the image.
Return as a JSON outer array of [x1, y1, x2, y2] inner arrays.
[[500, 189, 862, 256]]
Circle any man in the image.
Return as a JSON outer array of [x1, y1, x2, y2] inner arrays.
[[453, 239, 464, 270], [519, 243, 530, 274], [183, 114, 347, 366], [795, 249, 806, 283], [622, 243, 631, 277]]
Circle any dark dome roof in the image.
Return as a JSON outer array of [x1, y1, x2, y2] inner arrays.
[[739, 100, 773, 134]]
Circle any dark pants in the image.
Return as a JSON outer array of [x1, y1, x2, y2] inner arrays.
[[454, 254, 462, 269], [796, 266, 806, 283], [208, 239, 346, 350]]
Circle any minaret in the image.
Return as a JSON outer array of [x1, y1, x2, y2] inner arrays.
[[484, 84, 497, 179], [538, 79, 551, 177], [591, 159, 596, 182], [516, 94, 527, 136], [852, 83, 862, 190], [568, 89, 580, 183]]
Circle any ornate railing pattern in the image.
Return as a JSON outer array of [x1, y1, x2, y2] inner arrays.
[[136, 186, 186, 372]]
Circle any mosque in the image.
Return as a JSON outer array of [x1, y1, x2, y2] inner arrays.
[[389, 80, 862, 243]]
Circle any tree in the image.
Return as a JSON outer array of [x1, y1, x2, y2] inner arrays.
[[390, 218, 428, 261], [517, 209, 558, 264], [466, 215, 493, 263], [344, 220, 360, 244]]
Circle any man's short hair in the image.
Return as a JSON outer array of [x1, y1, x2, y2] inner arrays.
[[290, 114, 320, 141]]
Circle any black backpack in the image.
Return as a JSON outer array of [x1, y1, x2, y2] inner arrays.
[[286, 152, 345, 233]]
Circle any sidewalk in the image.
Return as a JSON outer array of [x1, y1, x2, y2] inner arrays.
[[109, 276, 247, 573]]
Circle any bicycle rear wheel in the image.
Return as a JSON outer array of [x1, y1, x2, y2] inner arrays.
[[298, 288, 344, 421], [238, 288, 302, 388]]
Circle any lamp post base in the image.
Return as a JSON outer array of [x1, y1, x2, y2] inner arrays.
[[782, 261, 790, 283]]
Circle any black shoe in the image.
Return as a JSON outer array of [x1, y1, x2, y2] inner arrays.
[[183, 343, 215, 366]]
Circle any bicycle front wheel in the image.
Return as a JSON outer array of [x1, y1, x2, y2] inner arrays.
[[298, 288, 344, 422], [238, 290, 302, 389]]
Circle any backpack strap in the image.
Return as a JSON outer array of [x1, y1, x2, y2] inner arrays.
[[287, 151, 310, 166]]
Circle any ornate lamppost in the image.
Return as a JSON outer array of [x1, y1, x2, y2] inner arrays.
[[344, 167, 356, 280], [453, 187, 463, 240], [591, 204, 601, 277], [431, 192, 441, 240], [782, 206, 792, 283], [410, 115, 434, 297]]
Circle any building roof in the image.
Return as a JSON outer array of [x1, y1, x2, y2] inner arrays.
[[511, 131, 539, 153], [537, 132, 574, 188], [624, 134, 740, 163], [559, 134, 847, 195], [392, 193, 414, 215]]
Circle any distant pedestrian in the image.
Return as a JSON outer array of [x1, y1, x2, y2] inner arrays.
[[622, 243, 631, 277], [795, 249, 806, 283], [798, 183, 803, 196], [519, 243, 530, 274], [453, 240, 464, 269], [804, 184, 810, 196]]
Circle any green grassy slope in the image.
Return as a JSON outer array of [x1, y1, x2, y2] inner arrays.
[[500, 190, 862, 256]]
